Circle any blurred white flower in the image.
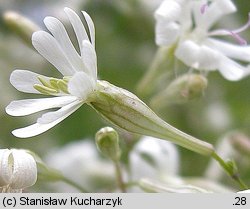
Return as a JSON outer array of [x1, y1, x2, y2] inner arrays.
[[129, 136, 234, 193], [155, 0, 250, 80], [129, 136, 179, 181], [45, 140, 116, 192], [0, 149, 37, 193], [204, 102, 232, 132], [139, 177, 234, 193], [238, 189, 250, 193], [6, 8, 97, 138]]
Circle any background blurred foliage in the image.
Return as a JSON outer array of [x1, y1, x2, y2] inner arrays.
[[0, 0, 250, 188]]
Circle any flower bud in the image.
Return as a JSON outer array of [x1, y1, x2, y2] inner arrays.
[[95, 127, 121, 162], [150, 74, 208, 108], [3, 11, 40, 47], [90, 80, 214, 156]]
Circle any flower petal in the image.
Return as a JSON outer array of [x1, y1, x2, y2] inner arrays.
[[6, 96, 77, 116], [218, 55, 250, 81], [10, 149, 37, 189], [32, 31, 76, 76], [81, 40, 97, 79], [155, 20, 180, 46], [130, 136, 179, 180], [175, 40, 220, 70], [155, 0, 182, 21], [82, 11, 95, 48], [68, 71, 96, 100], [64, 7, 90, 56], [0, 149, 12, 186], [193, 0, 236, 30], [12, 101, 82, 138], [37, 100, 82, 124], [205, 38, 250, 62], [44, 16, 85, 72], [10, 70, 50, 94]]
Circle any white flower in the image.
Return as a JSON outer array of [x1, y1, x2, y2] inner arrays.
[[129, 136, 179, 181], [155, 0, 250, 80], [6, 8, 97, 138], [238, 189, 250, 193], [0, 149, 37, 193], [45, 140, 115, 192]]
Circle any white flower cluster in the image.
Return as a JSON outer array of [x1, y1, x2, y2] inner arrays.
[[155, 0, 250, 80]]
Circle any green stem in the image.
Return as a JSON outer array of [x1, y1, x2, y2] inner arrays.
[[212, 152, 248, 190], [60, 176, 89, 193], [136, 47, 172, 97], [114, 161, 127, 192]]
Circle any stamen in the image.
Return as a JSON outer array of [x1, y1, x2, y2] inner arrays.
[[209, 12, 250, 45], [49, 78, 61, 89], [57, 80, 69, 94], [232, 12, 250, 34], [229, 31, 247, 46], [33, 84, 58, 95], [37, 76, 52, 88]]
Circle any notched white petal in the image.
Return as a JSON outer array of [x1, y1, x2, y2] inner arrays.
[[44, 16, 84, 72], [81, 40, 97, 79], [64, 7, 90, 55], [82, 11, 95, 48], [32, 31, 76, 76], [12, 101, 82, 138], [6, 96, 77, 116], [10, 70, 48, 94], [37, 100, 82, 124]]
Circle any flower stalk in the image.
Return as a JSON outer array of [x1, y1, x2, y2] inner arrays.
[[3, 11, 40, 47], [211, 152, 248, 190], [136, 47, 175, 97], [95, 127, 126, 192]]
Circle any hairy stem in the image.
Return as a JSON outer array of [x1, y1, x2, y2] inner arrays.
[[114, 161, 127, 192]]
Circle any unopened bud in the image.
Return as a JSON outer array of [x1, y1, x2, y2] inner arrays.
[[150, 74, 208, 108], [3, 11, 40, 47], [95, 127, 121, 162], [91, 80, 214, 156]]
